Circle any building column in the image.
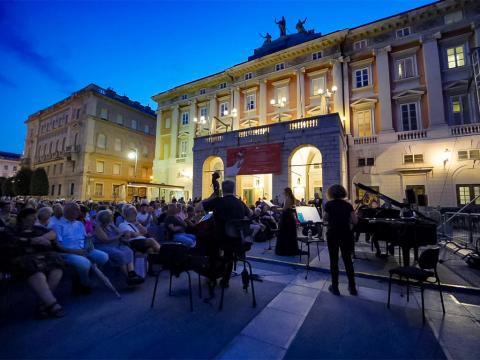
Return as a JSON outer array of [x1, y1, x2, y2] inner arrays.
[[189, 100, 196, 155], [208, 96, 217, 134], [170, 105, 179, 158], [422, 35, 446, 127], [342, 58, 351, 135], [376, 46, 394, 133], [232, 87, 240, 130], [332, 60, 343, 119], [296, 68, 305, 119], [259, 79, 267, 125], [154, 110, 162, 160], [472, 22, 480, 47]]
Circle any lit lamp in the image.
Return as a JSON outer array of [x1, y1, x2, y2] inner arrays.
[[215, 107, 237, 132], [315, 85, 337, 114], [193, 115, 208, 135], [443, 148, 452, 168], [270, 96, 287, 122], [127, 148, 138, 176]]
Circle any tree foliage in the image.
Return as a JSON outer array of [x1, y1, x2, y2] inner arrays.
[[30, 167, 49, 196], [13, 167, 33, 196], [0, 177, 6, 197], [1, 177, 16, 197]]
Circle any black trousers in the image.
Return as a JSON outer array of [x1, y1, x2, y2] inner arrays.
[[327, 231, 356, 288]]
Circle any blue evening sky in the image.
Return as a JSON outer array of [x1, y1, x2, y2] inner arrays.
[[0, 0, 433, 154]]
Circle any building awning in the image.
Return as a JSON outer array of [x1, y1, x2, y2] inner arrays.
[[127, 182, 184, 190], [394, 167, 433, 175]]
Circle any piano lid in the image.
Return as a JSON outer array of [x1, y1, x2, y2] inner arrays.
[[354, 183, 406, 209]]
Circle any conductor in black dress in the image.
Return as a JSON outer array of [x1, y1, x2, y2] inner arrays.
[[324, 185, 358, 296]]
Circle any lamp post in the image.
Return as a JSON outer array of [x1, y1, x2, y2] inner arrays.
[[443, 148, 452, 168], [270, 97, 287, 122], [193, 115, 209, 136], [315, 85, 337, 114], [128, 148, 138, 177]]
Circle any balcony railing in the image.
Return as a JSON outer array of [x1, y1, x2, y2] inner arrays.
[[238, 126, 270, 138], [397, 130, 428, 141], [353, 136, 378, 145], [450, 123, 480, 136], [289, 118, 318, 131], [203, 134, 224, 144]]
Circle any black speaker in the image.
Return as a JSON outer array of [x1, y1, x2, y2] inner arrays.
[[405, 189, 417, 204], [417, 194, 428, 206]]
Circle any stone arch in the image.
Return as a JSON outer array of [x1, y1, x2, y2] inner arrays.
[[202, 156, 224, 199], [288, 144, 323, 202]]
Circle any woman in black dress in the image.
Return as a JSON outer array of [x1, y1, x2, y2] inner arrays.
[[324, 185, 358, 296], [275, 187, 300, 256]]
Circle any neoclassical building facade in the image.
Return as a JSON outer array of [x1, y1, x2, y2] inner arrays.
[[152, 0, 480, 207], [23, 84, 157, 201]]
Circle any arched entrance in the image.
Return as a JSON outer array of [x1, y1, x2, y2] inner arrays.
[[289, 145, 322, 202], [202, 156, 224, 199]]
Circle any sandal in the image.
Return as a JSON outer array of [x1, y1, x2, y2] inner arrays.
[[44, 302, 66, 318]]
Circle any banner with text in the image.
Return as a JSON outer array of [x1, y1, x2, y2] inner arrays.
[[225, 143, 282, 176]]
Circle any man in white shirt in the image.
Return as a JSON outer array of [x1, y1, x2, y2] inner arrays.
[[119, 205, 160, 254]]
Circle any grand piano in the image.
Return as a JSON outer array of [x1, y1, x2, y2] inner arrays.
[[354, 183, 438, 266]]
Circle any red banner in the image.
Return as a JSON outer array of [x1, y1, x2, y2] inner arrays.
[[225, 143, 282, 176]]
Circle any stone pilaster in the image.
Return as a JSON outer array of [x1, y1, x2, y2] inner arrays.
[[154, 110, 162, 160], [342, 58, 351, 135], [208, 96, 217, 133], [259, 79, 267, 125], [376, 46, 394, 132], [233, 87, 240, 130], [170, 105, 179, 158], [332, 60, 343, 119], [296, 68, 305, 119]]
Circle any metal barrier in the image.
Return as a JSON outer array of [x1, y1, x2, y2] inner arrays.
[[439, 213, 480, 251]]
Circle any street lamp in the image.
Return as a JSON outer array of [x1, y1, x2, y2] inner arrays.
[[215, 107, 237, 132], [270, 96, 287, 122], [128, 148, 138, 177], [193, 115, 209, 136], [443, 148, 452, 168], [315, 85, 337, 114]]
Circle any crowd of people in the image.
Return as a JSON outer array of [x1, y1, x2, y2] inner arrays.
[[0, 179, 362, 319]]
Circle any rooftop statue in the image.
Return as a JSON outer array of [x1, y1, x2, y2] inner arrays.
[[260, 32, 272, 46], [296, 18, 307, 33], [275, 16, 286, 37]]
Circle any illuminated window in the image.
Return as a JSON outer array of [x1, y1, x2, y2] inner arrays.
[[447, 46, 465, 69], [96, 161, 104, 173], [246, 93, 256, 111], [457, 185, 480, 206], [274, 86, 288, 104], [94, 183, 104, 197], [219, 102, 229, 117], [450, 95, 468, 125], [403, 154, 423, 164], [354, 110, 373, 137], [200, 107, 208, 119], [395, 57, 416, 80], [311, 76, 326, 96], [96, 133, 106, 149]]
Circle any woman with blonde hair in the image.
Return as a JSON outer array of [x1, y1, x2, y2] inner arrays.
[[324, 184, 358, 296]]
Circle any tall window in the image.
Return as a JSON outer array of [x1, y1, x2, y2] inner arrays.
[[395, 57, 416, 80], [219, 102, 229, 117], [311, 77, 326, 96], [456, 185, 480, 206], [94, 183, 104, 197], [114, 138, 122, 152], [131, 119, 138, 129], [354, 110, 373, 137], [58, 184, 62, 196], [354, 68, 369, 88], [450, 95, 468, 125], [144, 124, 150, 133], [447, 45, 465, 69], [163, 143, 170, 159], [400, 103, 419, 131], [51, 185, 55, 196], [96, 161, 105, 173], [113, 163, 121, 175], [275, 86, 288, 104], [181, 112, 189, 125], [70, 183, 75, 196], [246, 93, 256, 111], [165, 118, 171, 129], [200, 107, 208, 119], [128, 166, 135, 177], [179, 140, 188, 158], [96, 133, 106, 149], [100, 108, 108, 119], [116, 114, 123, 124]]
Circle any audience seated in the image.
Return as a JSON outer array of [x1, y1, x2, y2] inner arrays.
[[118, 205, 161, 254], [94, 210, 144, 285], [164, 204, 196, 247], [50, 202, 109, 295]]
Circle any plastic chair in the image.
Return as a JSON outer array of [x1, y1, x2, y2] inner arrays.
[[387, 247, 445, 322]]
